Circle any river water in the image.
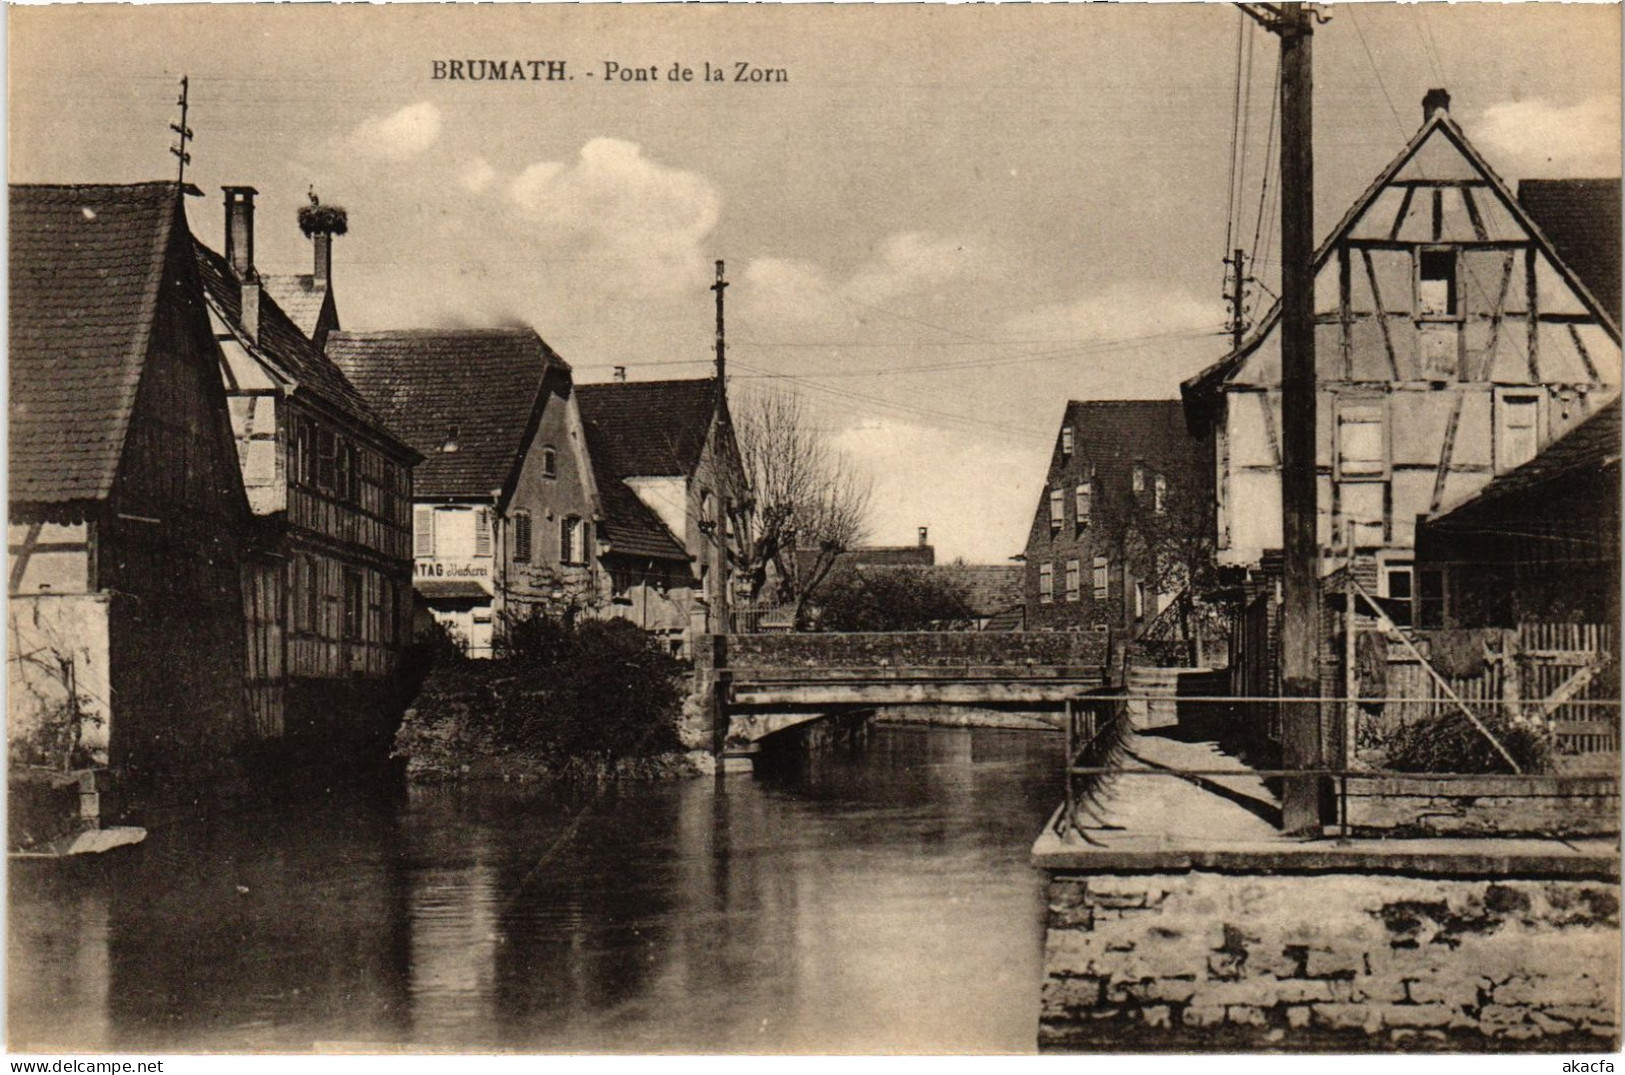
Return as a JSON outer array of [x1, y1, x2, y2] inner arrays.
[[9, 725, 1064, 1054]]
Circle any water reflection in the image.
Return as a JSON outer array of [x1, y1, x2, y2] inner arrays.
[[10, 725, 1063, 1053]]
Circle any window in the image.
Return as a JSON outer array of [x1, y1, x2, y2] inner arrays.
[[1417, 248, 1458, 318], [1417, 568, 1446, 629], [1383, 561, 1414, 628], [1134, 582, 1147, 619], [414, 506, 435, 558], [1074, 482, 1092, 527], [1049, 488, 1065, 531], [1092, 556, 1109, 600], [513, 510, 532, 563], [1060, 426, 1074, 457], [1154, 474, 1168, 515], [1496, 394, 1540, 473], [541, 445, 557, 478], [1132, 464, 1146, 494], [475, 508, 492, 558], [434, 508, 477, 560], [316, 428, 337, 491], [1337, 406, 1386, 478], [305, 557, 322, 635], [1038, 562, 1054, 604], [560, 515, 585, 565], [1064, 559, 1080, 603], [335, 439, 356, 502], [343, 569, 363, 642]]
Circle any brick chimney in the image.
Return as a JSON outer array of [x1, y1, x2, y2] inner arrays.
[[313, 231, 332, 290], [1423, 88, 1451, 124], [223, 186, 260, 342]]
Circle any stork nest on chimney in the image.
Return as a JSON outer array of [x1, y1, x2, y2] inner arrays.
[[297, 202, 349, 237]]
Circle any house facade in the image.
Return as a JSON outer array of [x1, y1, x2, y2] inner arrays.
[[200, 187, 419, 749], [1021, 400, 1214, 634], [329, 328, 600, 656], [1182, 90, 1621, 609], [9, 182, 251, 782], [576, 377, 749, 650]]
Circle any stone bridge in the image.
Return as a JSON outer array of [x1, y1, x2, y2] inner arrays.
[[687, 631, 1113, 759]]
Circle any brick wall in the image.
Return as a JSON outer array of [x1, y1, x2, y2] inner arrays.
[[1040, 870, 1620, 1051]]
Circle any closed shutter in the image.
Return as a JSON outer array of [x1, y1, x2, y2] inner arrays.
[[513, 511, 532, 562], [475, 508, 492, 557], [414, 506, 434, 557]]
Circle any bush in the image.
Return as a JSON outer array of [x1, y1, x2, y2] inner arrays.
[[494, 615, 685, 758], [1382, 709, 1550, 774], [814, 567, 975, 632]]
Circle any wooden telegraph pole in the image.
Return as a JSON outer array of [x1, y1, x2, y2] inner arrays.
[[1240, 2, 1322, 832], [711, 260, 732, 633]]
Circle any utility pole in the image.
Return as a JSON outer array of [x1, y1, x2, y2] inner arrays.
[[169, 76, 193, 188], [710, 259, 732, 633], [1239, 1, 1322, 833], [712, 259, 728, 388], [1224, 247, 1249, 353]]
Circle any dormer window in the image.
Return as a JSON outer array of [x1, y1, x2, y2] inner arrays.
[[441, 424, 460, 454], [1060, 426, 1074, 458], [1417, 248, 1458, 319], [1132, 463, 1146, 494]]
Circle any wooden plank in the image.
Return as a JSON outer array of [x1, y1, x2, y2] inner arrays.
[[1430, 392, 1465, 515], [1361, 249, 1402, 379], [1461, 187, 1490, 243], [1526, 243, 1541, 382], [1480, 253, 1516, 382], [1388, 186, 1416, 242], [1568, 324, 1602, 382], [1259, 392, 1283, 469]]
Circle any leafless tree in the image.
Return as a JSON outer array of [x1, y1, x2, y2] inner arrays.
[[732, 385, 873, 620]]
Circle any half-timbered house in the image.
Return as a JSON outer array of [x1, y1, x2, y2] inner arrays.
[[329, 328, 600, 656], [1182, 90, 1621, 605], [200, 187, 419, 752], [576, 377, 749, 652], [9, 182, 250, 783]]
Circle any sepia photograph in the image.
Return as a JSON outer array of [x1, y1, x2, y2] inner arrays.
[[5, 1, 1622, 1059]]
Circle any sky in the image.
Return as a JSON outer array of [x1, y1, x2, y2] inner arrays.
[[8, 4, 1620, 563]]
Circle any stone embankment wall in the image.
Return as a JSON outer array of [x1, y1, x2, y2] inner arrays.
[[1041, 870, 1620, 1051], [1346, 776, 1620, 837], [726, 631, 1110, 671]]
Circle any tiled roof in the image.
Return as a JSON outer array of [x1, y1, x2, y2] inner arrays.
[[1428, 398, 1621, 527], [1060, 399, 1209, 487], [328, 329, 565, 499], [10, 182, 187, 504], [575, 378, 719, 478], [581, 416, 690, 563], [193, 242, 400, 448], [857, 562, 1024, 618], [261, 274, 331, 341], [1519, 178, 1622, 325]]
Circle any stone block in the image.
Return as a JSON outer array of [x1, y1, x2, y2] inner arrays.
[[1404, 973, 1479, 1008], [1041, 976, 1106, 1017], [1205, 978, 1281, 1008], [1142, 1005, 1172, 1029], [1304, 947, 1364, 980], [1311, 1003, 1382, 1034], [1275, 980, 1338, 1005], [1141, 978, 1200, 1004], [1478, 1003, 1531, 1027], [1048, 880, 1089, 910], [1048, 905, 1094, 931], [1182, 1005, 1226, 1029], [1227, 1005, 1269, 1027], [1546, 1005, 1617, 1031], [1496, 974, 1605, 1009], [1379, 1003, 1457, 1029], [1286, 1005, 1312, 1029], [1527, 1010, 1573, 1035]]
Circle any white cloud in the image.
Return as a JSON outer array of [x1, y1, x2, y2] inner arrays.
[[1473, 96, 1622, 177], [829, 418, 1046, 564], [459, 156, 497, 194], [347, 101, 443, 160], [506, 137, 720, 296], [1002, 281, 1224, 346], [740, 230, 985, 326]]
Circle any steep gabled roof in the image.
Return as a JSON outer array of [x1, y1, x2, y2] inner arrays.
[[575, 378, 719, 478], [856, 562, 1024, 619], [1426, 397, 1621, 528], [1183, 104, 1622, 427], [261, 273, 333, 342], [1519, 178, 1622, 325], [328, 329, 565, 500], [10, 182, 191, 504], [580, 420, 690, 563], [1061, 399, 1208, 481], [193, 241, 404, 453]]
